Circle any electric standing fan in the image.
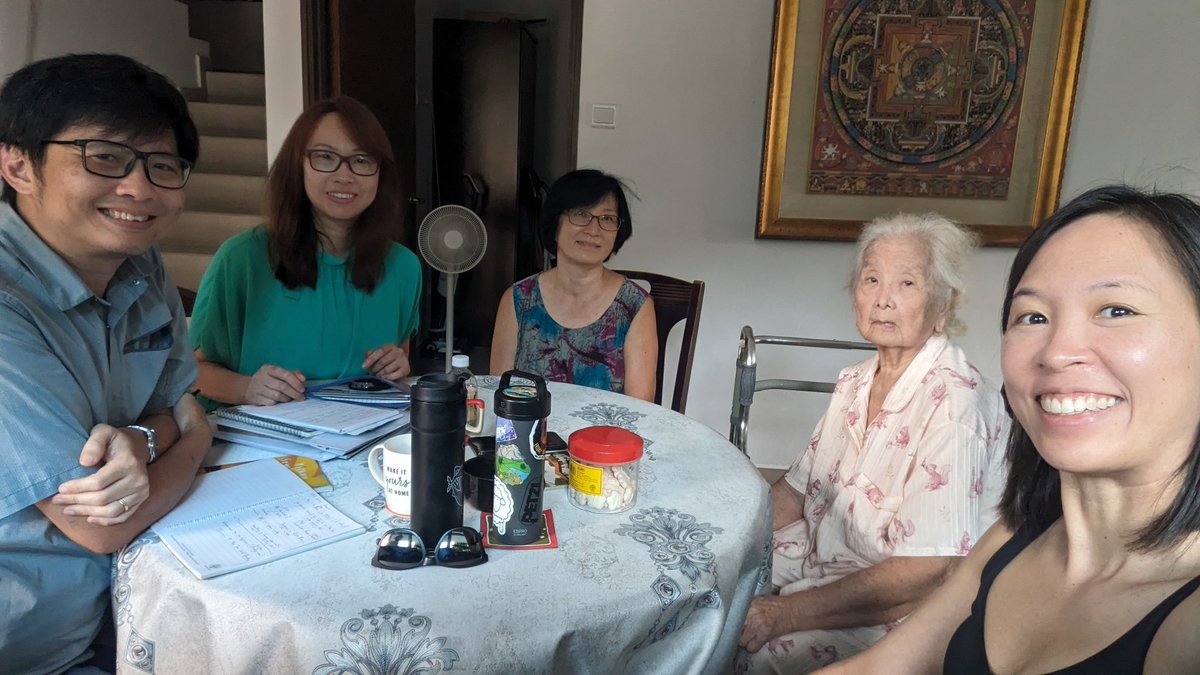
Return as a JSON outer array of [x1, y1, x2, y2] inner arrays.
[[417, 205, 488, 372]]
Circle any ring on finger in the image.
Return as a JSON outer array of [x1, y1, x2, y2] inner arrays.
[[118, 496, 130, 513]]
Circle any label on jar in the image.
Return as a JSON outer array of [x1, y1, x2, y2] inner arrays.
[[569, 460, 603, 496]]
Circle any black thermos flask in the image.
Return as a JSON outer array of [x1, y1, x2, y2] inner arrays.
[[409, 372, 467, 547]]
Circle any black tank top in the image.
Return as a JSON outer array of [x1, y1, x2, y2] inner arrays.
[[943, 524, 1200, 674]]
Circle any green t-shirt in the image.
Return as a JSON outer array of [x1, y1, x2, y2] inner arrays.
[[190, 227, 422, 405]]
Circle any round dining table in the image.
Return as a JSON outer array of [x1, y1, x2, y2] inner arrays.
[[112, 380, 771, 674]]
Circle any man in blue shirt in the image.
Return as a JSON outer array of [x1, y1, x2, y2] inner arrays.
[[0, 54, 212, 673]]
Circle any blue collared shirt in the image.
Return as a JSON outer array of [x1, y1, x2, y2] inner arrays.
[[0, 201, 196, 673]]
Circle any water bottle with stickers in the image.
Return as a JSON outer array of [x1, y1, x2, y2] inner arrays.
[[492, 370, 550, 545]]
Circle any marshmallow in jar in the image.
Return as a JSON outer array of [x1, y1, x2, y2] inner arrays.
[[567, 426, 643, 513]]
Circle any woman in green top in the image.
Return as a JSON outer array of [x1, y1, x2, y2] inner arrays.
[[190, 96, 422, 407]]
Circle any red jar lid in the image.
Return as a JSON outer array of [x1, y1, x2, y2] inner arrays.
[[568, 426, 644, 464]]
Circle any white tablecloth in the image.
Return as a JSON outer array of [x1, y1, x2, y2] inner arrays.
[[113, 381, 770, 674]]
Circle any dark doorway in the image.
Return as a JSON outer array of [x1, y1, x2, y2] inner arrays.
[[300, 0, 582, 358]]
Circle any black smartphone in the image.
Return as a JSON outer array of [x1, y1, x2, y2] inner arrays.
[[546, 431, 567, 452], [348, 377, 389, 391]]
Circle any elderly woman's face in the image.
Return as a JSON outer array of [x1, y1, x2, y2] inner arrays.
[[1001, 214, 1200, 479], [853, 235, 945, 352]]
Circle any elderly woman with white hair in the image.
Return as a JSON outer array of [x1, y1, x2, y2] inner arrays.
[[737, 213, 1009, 673]]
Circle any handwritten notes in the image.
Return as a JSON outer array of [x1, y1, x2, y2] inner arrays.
[[152, 459, 364, 579]]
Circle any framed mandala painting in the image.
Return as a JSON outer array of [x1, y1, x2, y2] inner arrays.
[[757, 0, 1090, 245]]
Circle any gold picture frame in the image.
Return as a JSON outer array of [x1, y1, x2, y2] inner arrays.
[[757, 0, 1090, 246]]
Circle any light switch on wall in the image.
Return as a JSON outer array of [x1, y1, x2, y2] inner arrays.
[[591, 104, 617, 128]]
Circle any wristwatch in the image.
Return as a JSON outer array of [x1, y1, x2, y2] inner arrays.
[[125, 424, 158, 464]]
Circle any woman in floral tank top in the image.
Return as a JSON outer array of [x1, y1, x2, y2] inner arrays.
[[490, 170, 658, 400]]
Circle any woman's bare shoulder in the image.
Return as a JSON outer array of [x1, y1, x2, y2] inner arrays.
[[1145, 568, 1200, 674]]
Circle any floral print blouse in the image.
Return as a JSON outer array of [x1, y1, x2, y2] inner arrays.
[[511, 273, 648, 394], [773, 335, 1009, 593]]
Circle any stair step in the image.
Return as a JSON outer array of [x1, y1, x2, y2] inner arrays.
[[161, 211, 261, 255], [196, 136, 267, 176], [189, 102, 266, 138], [206, 71, 265, 105], [186, 173, 266, 213], [162, 251, 212, 292], [163, 251, 216, 293], [182, 87, 207, 103]]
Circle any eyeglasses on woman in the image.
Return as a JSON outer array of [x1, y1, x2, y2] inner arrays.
[[305, 149, 380, 176], [565, 208, 622, 231]]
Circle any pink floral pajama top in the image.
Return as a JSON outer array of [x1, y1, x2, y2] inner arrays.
[[774, 335, 1009, 593]]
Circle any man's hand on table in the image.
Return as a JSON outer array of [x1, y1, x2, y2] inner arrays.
[[52, 424, 151, 525]]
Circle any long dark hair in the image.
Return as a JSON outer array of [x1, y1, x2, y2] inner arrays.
[[999, 184, 1200, 550], [265, 96, 400, 292]]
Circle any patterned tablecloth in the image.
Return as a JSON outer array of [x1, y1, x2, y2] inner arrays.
[[112, 381, 771, 674]]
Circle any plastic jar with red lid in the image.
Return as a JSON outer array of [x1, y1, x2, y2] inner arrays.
[[567, 426, 643, 513]]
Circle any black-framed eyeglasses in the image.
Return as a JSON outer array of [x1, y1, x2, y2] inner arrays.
[[305, 149, 380, 176], [372, 527, 488, 570], [42, 139, 193, 189], [565, 208, 622, 232]]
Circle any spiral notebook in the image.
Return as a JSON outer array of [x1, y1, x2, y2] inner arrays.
[[152, 459, 364, 579], [214, 408, 321, 438], [216, 398, 401, 437]]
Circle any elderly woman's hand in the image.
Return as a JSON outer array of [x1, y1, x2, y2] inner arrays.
[[739, 595, 797, 653]]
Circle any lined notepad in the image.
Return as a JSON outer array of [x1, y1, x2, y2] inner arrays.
[[151, 459, 364, 579]]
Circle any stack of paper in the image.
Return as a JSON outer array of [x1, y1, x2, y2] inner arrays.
[[220, 398, 401, 435], [213, 398, 409, 461]]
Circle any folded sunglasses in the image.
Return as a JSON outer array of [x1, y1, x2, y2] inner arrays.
[[372, 526, 488, 570]]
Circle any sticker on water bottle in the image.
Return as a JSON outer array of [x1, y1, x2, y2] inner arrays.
[[496, 417, 517, 443]]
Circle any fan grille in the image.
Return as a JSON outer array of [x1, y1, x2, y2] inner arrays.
[[417, 205, 487, 273]]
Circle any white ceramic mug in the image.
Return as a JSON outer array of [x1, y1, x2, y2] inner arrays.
[[368, 434, 412, 518]]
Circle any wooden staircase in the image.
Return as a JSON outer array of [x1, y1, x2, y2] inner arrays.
[[162, 71, 268, 293]]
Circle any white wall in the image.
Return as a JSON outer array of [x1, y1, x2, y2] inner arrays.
[[576, 0, 1200, 469], [0, 1, 34, 83], [0, 0, 208, 88], [262, 0, 304, 163], [1058, 1, 1200, 195]]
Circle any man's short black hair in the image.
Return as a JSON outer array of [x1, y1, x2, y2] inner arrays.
[[0, 53, 199, 204]]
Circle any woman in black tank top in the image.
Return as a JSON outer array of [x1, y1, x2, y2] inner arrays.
[[815, 186, 1200, 674]]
